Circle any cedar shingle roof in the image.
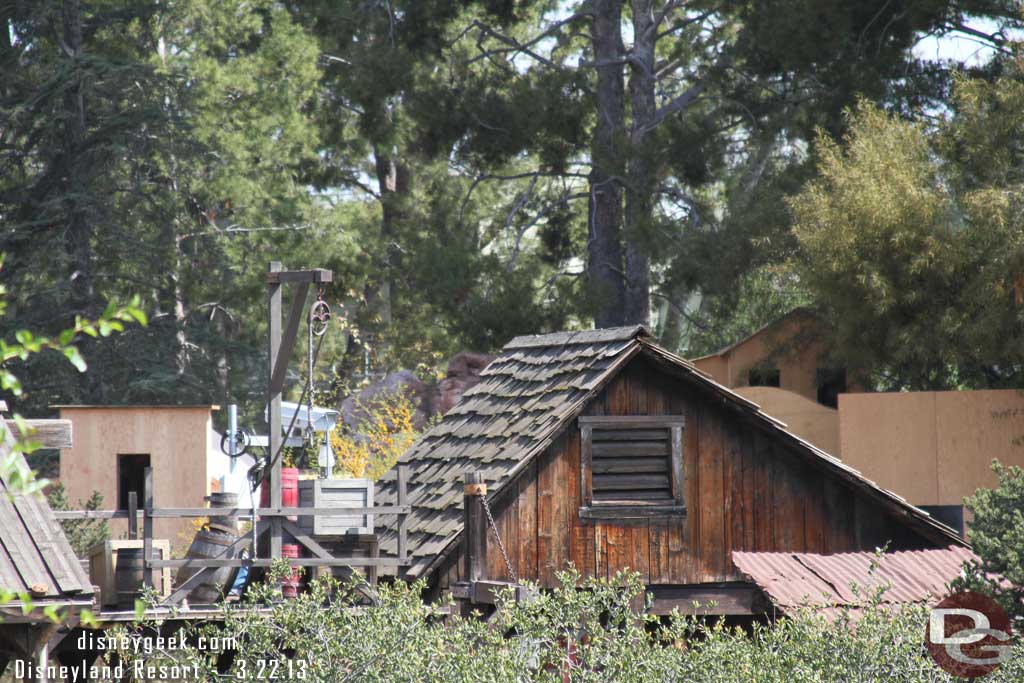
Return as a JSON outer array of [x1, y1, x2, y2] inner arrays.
[[377, 327, 964, 580]]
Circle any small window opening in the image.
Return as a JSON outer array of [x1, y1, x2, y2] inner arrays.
[[748, 367, 781, 388], [816, 368, 847, 408]]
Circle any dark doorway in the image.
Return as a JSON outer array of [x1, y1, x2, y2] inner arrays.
[[117, 454, 150, 510]]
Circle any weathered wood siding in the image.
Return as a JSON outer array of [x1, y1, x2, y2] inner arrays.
[[461, 356, 933, 588]]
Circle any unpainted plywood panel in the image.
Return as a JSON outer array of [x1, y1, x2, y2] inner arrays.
[[839, 392, 939, 505]]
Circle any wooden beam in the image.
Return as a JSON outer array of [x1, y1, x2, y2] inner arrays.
[[148, 557, 408, 569], [451, 580, 537, 605], [645, 583, 768, 616], [268, 261, 283, 561], [143, 467, 154, 589], [578, 415, 685, 428], [160, 533, 254, 607], [53, 505, 410, 519], [463, 472, 487, 582], [4, 420, 72, 449], [280, 520, 333, 559], [397, 463, 408, 574], [265, 269, 333, 284], [671, 425, 684, 506], [127, 492, 137, 540], [578, 504, 686, 520], [269, 282, 310, 394]]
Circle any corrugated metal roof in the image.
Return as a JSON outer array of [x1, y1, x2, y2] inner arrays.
[[733, 547, 978, 611], [0, 418, 93, 610], [376, 326, 965, 580]]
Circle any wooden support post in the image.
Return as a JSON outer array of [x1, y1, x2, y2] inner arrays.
[[397, 463, 409, 571], [269, 282, 311, 396], [368, 538, 379, 587], [143, 467, 154, 589], [463, 472, 487, 582], [265, 261, 334, 563], [268, 261, 283, 560], [127, 492, 137, 540]]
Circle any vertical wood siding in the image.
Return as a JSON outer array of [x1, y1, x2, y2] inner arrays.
[[476, 356, 934, 587]]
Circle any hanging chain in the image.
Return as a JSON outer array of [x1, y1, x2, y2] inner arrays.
[[305, 289, 332, 448], [479, 492, 517, 584]]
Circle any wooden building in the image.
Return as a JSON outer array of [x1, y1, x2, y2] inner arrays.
[[57, 405, 223, 548], [376, 327, 964, 615]]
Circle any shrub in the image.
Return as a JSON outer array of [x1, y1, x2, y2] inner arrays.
[[110, 569, 1024, 682], [330, 390, 420, 479], [46, 483, 109, 557]]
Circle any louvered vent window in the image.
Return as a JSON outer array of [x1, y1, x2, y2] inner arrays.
[[579, 416, 685, 518]]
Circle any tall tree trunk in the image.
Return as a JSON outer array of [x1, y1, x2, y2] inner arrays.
[[623, 0, 656, 326], [373, 147, 410, 328], [161, 222, 188, 377], [588, 0, 627, 328], [62, 0, 93, 316]]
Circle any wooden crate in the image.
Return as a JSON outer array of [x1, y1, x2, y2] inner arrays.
[[87, 539, 172, 608], [298, 478, 373, 536]]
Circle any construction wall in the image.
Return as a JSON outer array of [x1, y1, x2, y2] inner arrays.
[[733, 387, 840, 456], [58, 406, 216, 553], [692, 313, 863, 403], [838, 390, 1024, 507]]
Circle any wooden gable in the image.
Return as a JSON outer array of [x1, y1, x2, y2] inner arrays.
[[435, 354, 942, 592]]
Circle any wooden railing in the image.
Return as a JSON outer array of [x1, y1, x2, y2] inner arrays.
[[54, 463, 411, 607]]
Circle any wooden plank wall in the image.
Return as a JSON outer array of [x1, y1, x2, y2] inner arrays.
[[471, 357, 931, 588]]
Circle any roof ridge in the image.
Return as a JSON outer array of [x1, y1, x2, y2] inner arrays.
[[504, 325, 649, 350]]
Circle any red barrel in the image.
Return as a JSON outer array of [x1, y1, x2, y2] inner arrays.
[[260, 467, 299, 508], [280, 543, 303, 599]]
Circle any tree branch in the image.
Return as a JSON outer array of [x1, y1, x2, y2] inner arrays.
[[647, 82, 705, 131]]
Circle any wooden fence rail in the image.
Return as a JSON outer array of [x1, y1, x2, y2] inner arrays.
[[54, 464, 411, 607]]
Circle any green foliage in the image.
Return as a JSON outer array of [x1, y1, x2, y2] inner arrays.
[[790, 68, 1024, 389], [1, 0, 326, 415], [46, 483, 110, 558], [955, 462, 1024, 622], [0, 254, 146, 492], [107, 569, 1024, 682]]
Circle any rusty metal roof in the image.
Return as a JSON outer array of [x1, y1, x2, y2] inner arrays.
[[733, 547, 978, 612], [377, 326, 965, 580], [0, 418, 93, 616]]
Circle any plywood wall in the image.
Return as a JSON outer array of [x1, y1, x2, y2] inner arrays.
[[455, 358, 932, 589], [839, 390, 1024, 507], [59, 407, 215, 552]]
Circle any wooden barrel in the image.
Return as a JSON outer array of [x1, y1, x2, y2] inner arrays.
[[206, 492, 239, 534], [115, 548, 145, 608], [176, 528, 237, 604]]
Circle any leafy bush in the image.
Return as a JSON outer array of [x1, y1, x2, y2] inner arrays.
[[46, 483, 109, 557], [109, 569, 1024, 682], [954, 461, 1024, 623], [330, 390, 421, 479]]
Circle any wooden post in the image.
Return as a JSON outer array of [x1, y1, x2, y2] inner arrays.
[[127, 492, 137, 540], [143, 467, 154, 589], [368, 537, 379, 587], [463, 472, 487, 582], [397, 463, 409, 569], [268, 261, 283, 560]]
